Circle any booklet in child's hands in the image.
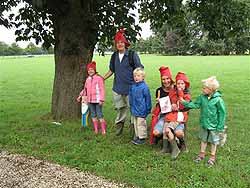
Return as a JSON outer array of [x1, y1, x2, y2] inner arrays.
[[159, 96, 172, 113]]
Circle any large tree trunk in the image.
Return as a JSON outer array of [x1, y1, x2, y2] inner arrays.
[[50, 1, 97, 120]]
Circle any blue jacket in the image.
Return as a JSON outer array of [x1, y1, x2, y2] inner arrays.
[[129, 81, 152, 118], [109, 49, 143, 95]]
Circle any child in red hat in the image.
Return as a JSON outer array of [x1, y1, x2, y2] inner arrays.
[[162, 72, 191, 160], [150, 66, 174, 145], [77, 61, 106, 135]]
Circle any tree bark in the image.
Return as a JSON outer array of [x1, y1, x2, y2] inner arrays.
[[50, 1, 97, 120]]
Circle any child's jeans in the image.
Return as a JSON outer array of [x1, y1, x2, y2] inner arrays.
[[88, 103, 103, 118]]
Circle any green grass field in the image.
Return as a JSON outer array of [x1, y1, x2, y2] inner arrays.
[[0, 55, 250, 188]]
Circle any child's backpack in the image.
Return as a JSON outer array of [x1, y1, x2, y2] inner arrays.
[[110, 50, 136, 71]]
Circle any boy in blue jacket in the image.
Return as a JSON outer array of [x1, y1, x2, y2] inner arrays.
[[129, 67, 152, 145]]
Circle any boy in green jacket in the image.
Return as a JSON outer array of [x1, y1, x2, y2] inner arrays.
[[181, 76, 226, 166]]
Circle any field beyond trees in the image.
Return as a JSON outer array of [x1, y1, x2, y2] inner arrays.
[[0, 55, 250, 188]]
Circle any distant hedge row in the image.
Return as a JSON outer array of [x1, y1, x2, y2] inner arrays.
[[0, 41, 54, 56]]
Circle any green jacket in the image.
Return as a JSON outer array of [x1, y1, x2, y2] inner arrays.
[[182, 91, 226, 131]]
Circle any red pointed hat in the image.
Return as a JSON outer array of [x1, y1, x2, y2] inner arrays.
[[114, 29, 130, 47], [86, 61, 96, 72], [159, 66, 174, 83], [175, 72, 190, 89]]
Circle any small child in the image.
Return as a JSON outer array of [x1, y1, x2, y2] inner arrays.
[[162, 72, 191, 160], [129, 67, 152, 145], [181, 76, 226, 166], [77, 61, 106, 134]]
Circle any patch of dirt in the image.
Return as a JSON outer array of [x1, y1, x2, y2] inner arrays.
[[0, 150, 130, 188]]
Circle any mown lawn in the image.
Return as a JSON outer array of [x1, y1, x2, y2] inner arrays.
[[0, 55, 249, 188]]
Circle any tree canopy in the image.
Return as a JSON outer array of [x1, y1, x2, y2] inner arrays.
[[135, 0, 250, 55], [1, 0, 141, 50], [1, 0, 249, 54]]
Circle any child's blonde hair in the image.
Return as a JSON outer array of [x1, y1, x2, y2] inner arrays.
[[133, 67, 145, 77], [202, 76, 220, 91]]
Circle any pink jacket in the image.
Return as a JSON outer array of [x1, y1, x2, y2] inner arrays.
[[79, 74, 105, 103]]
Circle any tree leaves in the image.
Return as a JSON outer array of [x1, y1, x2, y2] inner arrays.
[[1, 0, 249, 53]]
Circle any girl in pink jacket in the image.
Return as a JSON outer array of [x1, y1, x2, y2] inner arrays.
[[77, 61, 106, 134]]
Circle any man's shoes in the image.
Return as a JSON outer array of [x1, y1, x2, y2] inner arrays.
[[132, 138, 145, 145], [129, 123, 135, 139], [116, 122, 124, 136]]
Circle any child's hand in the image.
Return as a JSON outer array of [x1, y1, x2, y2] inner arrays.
[[179, 97, 184, 101], [81, 96, 87, 103], [155, 98, 160, 103], [77, 96, 81, 102], [99, 101, 104, 106], [177, 89, 184, 98], [171, 104, 178, 111]]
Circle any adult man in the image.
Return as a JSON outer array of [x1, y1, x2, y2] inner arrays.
[[103, 29, 143, 136]]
